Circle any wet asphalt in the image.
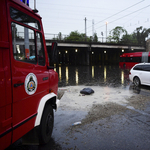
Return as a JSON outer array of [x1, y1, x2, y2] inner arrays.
[[7, 65, 150, 150]]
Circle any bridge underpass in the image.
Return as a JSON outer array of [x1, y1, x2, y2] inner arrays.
[[46, 41, 145, 66]]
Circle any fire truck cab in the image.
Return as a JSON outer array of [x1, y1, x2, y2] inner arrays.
[[0, 0, 59, 149]]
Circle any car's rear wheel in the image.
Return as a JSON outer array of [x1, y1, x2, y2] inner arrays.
[[133, 77, 141, 87]]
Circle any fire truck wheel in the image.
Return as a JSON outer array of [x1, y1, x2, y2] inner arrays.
[[39, 105, 54, 144]]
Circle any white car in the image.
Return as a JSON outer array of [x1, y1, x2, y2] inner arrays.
[[129, 63, 150, 86]]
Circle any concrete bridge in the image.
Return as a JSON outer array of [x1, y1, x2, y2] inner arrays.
[[46, 40, 145, 65]]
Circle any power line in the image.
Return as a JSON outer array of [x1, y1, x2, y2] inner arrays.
[[93, 4, 150, 32], [36, 2, 122, 10], [80, 0, 145, 33]]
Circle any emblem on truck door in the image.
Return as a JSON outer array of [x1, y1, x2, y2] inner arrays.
[[25, 73, 37, 95]]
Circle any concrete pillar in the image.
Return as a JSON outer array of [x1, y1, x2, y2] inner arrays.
[[86, 50, 90, 65]]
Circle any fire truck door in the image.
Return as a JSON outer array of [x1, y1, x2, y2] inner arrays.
[[10, 23, 49, 143]]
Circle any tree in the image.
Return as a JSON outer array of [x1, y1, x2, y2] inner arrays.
[[65, 31, 82, 42], [108, 26, 127, 43], [93, 33, 98, 42], [121, 34, 138, 44], [132, 26, 150, 47], [65, 31, 92, 42]]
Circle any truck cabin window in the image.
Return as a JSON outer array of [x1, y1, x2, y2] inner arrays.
[[12, 23, 36, 63], [36, 32, 45, 66], [10, 7, 45, 66], [10, 7, 40, 30]]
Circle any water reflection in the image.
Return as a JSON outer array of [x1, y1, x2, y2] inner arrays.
[[59, 67, 61, 82], [121, 70, 124, 84], [92, 66, 94, 78], [55, 65, 130, 87], [129, 84, 150, 95], [104, 66, 106, 82], [66, 67, 68, 84], [76, 68, 78, 85]]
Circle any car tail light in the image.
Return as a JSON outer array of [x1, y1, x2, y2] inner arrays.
[[129, 72, 131, 75]]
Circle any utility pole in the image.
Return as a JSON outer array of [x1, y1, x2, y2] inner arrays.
[[85, 17, 87, 41], [101, 32, 103, 43]]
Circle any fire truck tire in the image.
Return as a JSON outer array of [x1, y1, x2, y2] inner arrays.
[[39, 105, 54, 144]]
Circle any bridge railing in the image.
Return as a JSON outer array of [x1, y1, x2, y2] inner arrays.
[[16, 32, 139, 45], [44, 33, 108, 43], [16, 32, 108, 42], [44, 33, 143, 45]]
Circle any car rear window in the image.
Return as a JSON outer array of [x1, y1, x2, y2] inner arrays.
[[133, 65, 144, 71], [133, 64, 150, 71]]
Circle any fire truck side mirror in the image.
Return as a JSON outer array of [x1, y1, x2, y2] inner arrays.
[[51, 42, 58, 63], [47, 42, 58, 69]]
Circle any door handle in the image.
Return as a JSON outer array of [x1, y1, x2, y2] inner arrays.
[[14, 82, 24, 87]]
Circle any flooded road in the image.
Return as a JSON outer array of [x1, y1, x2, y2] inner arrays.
[[7, 65, 150, 150], [55, 65, 130, 87]]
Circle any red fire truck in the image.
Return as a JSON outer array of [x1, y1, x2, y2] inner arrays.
[[0, 0, 59, 149]]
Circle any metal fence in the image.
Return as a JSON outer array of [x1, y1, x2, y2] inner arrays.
[[17, 32, 107, 42], [17, 32, 139, 44], [44, 33, 107, 43]]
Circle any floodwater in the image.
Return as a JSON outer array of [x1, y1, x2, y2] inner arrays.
[[7, 65, 150, 150], [54, 65, 130, 87]]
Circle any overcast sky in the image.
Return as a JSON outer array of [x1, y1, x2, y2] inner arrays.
[[30, 0, 150, 38]]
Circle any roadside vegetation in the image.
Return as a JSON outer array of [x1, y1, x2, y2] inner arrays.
[[108, 26, 150, 46], [53, 26, 150, 47]]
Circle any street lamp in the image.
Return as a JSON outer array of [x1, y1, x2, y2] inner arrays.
[[106, 22, 108, 42]]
